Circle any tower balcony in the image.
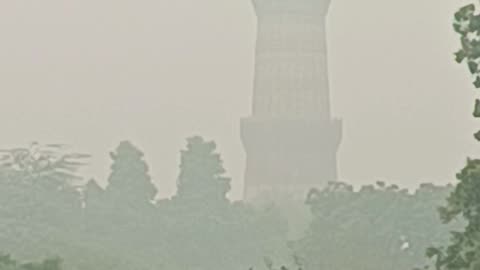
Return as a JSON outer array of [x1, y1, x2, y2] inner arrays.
[[252, 0, 331, 17]]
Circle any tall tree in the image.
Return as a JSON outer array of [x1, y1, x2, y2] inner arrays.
[[0, 142, 89, 186], [425, 159, 480, 270], [0, 142, 89, 225], [422, 4, 480, 269], [87, 141, 160, 269], [0, 254, 63, 270], [296, 182, 456, 270], [158, 136, 289, 270], [173, 136, 231, 205], [453, 3, 480, 140], [0, 143, 89, 263], [105, 141, 157, 206]]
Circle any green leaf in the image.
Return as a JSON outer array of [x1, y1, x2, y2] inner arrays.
[[474, 130, 480, 141], [455, 49, 467, 63], [456, 4, 476, 21], [469, 61, 479, 74], [470, 15, 480, 30], [474, 99, 480, 117], [474, 76, 480, 88], [426, 247, 442, 258], [470, 44, 480, 59], [453, 23, 463, 34]]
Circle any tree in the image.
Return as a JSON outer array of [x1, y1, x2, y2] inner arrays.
[[0, 143, 89, 261], [0, 254, 62, 270], [0, 142, 89, 222], [173, 136, 231, 205], [105, 141, 157, 206], [295, 182, 457, 270], [0, 142, 90, 186], [156, 136, 289, 270], [421, 5, 480, 269], [425, 159, 480, 270], [453, 3, 480, 140], [79, 141, 162, 270]]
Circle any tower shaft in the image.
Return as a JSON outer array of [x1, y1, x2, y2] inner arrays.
[[252, 2, 330, 118], [241, 0, 341, 201]]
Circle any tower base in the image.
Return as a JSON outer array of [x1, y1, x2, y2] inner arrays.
[[241, 117, 342, 202]]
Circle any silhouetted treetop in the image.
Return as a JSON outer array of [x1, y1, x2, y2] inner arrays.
[[426, 159, 480, 270], [0, 254, 62, 270], [106, 141, 157, 204], [0, 142, 90, 186], [175, 136, 231, 203]]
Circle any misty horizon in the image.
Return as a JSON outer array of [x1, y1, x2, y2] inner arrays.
[[0, 0, 475, 200]]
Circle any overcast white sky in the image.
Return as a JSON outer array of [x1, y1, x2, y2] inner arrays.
[[0, 0, 477, 200]]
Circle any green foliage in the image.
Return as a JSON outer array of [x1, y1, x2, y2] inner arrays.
[[474, 99, 480, 118], [427, 159, 480, 270], [0, 140, 459, 270], [0, 142, 89, 186], [0, 143, 87, 266], [0, 254, 62, 270], [453, 3, 480, 139], [174, 136, 231, 205], [424, 6, 480, 269], [158, 136, 288, 270], [0, 138, 288, 270], [294, 182, 458, 270], [105, 141, 157, 204]]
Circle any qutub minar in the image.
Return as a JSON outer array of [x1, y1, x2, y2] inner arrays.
[[241, 0, 342, 201]]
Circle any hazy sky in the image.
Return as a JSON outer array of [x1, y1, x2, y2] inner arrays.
[[0, 0, 477, 200]]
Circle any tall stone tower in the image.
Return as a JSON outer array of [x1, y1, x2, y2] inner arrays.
[[241, 0, 342, 201]]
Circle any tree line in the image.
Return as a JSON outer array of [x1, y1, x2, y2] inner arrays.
[[0, 137, 463, 270]]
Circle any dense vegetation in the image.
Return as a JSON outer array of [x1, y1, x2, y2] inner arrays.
[[0, 139, 289, 270], [0, 254, 62, 270], [0, 139, 459, 270], [416, 3, 480, 270], [295, 182, 460, 270]]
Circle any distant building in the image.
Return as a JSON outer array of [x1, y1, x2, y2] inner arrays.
[[241, 0, 342, 201]]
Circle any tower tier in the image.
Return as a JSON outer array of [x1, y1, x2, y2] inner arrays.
[[252, 0, 331, 16], [241, 117, 342, 201], [242, 0, 341, 201], [252, 0, 331, 118]]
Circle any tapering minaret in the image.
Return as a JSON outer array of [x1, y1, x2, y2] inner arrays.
[[241, 0, 342, 201]]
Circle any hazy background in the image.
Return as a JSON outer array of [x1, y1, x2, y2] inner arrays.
[[0, 0, 476, 200]]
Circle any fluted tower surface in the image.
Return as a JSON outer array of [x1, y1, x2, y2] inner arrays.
[[241, 0, 342, 201]]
